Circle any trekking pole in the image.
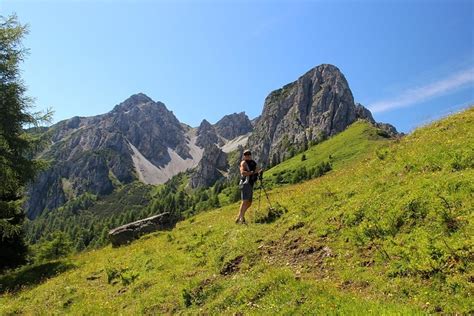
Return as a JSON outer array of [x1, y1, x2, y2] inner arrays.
[[260, 180, 274, 209], [255, 179, 262, 223]]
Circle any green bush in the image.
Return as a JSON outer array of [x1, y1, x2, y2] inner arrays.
[[33, 231, 73, 262], [255, 204, 287, 224]]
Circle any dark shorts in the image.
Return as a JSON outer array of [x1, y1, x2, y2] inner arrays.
[[241, 183, 254, 201]]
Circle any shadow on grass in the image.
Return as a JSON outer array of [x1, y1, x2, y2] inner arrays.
[[0, 260, 76, 294], [255, 203, 288, 224]]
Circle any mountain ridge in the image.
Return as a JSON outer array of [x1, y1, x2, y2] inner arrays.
[[26, 64, 396, 220], [26, 94, 255, 218], [248, 64, 396, 165]]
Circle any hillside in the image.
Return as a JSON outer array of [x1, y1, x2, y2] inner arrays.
[[264, 120, 393, 186], [25, 64, 390, 226], [25, 120, 389, 249], [1, 108, 472, 314]]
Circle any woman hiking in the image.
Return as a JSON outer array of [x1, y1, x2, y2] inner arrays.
[[235, 149, 262, 224]]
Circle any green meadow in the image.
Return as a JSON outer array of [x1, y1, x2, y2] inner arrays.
[[1, 108, 472, 315]]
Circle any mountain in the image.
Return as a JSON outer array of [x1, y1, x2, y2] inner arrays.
[[214, 112, 253, 141], [191, 113, 253, 188], [191, 64, 396, 187], [26, 94, 255, 219], [195, 113, 253, 151], [3, 107, 472, 314], [247, 64, 397, 165], [26, 93, 195, 219], [190, 144, 229, 188], [25, 64, 396, 220]]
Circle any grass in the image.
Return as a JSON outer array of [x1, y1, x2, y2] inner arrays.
[[1, 108, 473, 314], [264, 120, 392, 186], [0, 261, 76, 294], [218, 120, 389, 204]]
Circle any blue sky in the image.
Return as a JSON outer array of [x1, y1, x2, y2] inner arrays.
[[2, 0, 473, 132]]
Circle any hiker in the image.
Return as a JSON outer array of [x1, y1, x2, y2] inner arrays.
[[235, 149, 262, 224]]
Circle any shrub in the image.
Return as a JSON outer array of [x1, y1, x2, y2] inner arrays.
[[255, 204, 287, 224], [376, 148, 389, 160], [105, 265, 138, 286], [376, 129, 391, 138], [291, 166, 308, 184], [275, 173, 284, 184], [438, 196, 461, 234], [449, 151, 473, 171], [34, 231, 73, 262]]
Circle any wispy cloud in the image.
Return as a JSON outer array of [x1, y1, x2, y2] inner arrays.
[[415, 100, 473, 130], [369, 67, 474, 113]]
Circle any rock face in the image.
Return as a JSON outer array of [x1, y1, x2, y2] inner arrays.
[[190, 144, 228, 188], [214, 112, 253, 140], [190, 113, 253, 187], [196, 112, 253, 148], [26, 93, 196, 219], [247, 64, 385, 165], [108, 213, 172, 247], [196, 120, 220, 147], [26, 94, 256, 219], [355, 103, 375, 123], [374, 122, 400, 138]]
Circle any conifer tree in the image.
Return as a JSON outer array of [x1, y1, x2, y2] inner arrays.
[[0, 15, 51, 271]]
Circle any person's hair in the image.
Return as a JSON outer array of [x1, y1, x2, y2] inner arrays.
[[243, 150, 251, 156]]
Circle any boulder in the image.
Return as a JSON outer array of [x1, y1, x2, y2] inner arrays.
[[108, 212, 171, 247]]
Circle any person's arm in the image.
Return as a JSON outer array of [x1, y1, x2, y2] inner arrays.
[[240, 161, 255, 177]]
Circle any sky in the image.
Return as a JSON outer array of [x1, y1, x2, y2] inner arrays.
[[2, 0, 473, 133]]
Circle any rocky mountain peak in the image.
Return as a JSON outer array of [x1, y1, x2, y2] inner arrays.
[[196, 119, 219, 147], [112, 93, 153, 112], [26, 93, 192, 219], [190, 113, 254, 186], [214, 112, 253, 140], [198, 119, 213, 130], [247, 63, 381, 165]]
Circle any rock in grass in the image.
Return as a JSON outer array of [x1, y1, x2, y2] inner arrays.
[[108, 213, 171, 247]]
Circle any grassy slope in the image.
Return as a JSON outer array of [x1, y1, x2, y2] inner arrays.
[[266, 120, 390, 178], [218, 120, 390, 204], [1, 109, 473, 315]]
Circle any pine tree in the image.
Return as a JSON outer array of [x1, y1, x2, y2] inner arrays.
[[0, 15, 52, 271], [34, 231, 73, 262]]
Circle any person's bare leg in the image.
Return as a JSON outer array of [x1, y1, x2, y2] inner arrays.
[[236, 200, 247, 223], [241, 201, 252, 223], [236, 200, 250, 223], [236, 202, 243, 223]]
